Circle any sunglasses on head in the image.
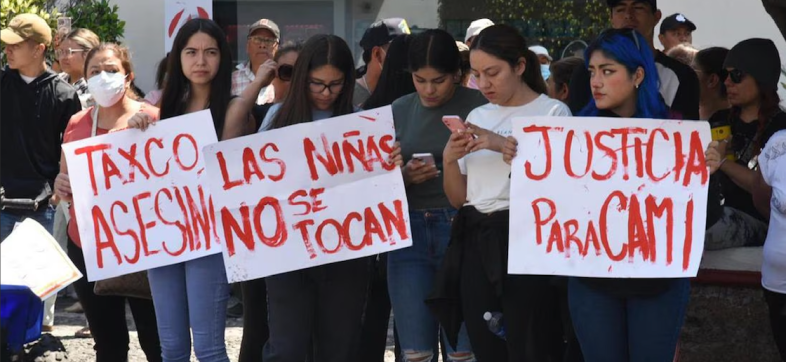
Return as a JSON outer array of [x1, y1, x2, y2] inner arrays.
[[277, 64, 293, 82], [597, 28, 641, 51], [727, 69, 746, 84]]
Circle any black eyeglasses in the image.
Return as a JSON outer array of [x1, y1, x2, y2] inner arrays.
[[277, 64, 293, 82], [308, 80, 344, 94], [597, 28, 641, 51], [727, 69, 746, 84]]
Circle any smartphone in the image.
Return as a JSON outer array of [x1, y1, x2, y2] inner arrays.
[[442, 115, 475, 140], [412, 153, 435, 165]]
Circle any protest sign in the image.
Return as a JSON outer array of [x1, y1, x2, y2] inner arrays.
[[508, 116, 711, 278], [165, 0, 211, 52], [1, 219, 82, 300], [62, 110, 220, 281], [203, 106, 412, 282]]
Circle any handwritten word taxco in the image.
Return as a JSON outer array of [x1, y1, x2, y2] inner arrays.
[[204, 106, 412, 281], [62, 110, 220, 281], [508, 116, 710, 278]]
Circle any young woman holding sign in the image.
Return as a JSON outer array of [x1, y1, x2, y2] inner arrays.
[[128, 18, 237, 362], [53, 43, 162, 362], [387, 29, 487, 362], [258, 34, 403, 362], [436, 24, 570, 362]]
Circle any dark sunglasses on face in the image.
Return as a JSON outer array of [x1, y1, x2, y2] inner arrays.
[[277, 64, 293, 81], [727, 69, 746, 84]]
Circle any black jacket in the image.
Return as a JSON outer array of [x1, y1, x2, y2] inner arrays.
[[1, 66, 82, 199]]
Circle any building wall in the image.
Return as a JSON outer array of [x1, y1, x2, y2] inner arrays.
[[110, 0, 165, 93]]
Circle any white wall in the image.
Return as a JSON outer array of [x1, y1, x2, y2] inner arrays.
[[657, 0, 786, 103], [377, 0, 439, 29], [110, 0, 165, 93]]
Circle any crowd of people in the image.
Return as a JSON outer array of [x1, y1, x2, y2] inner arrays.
[[1, 0, 785, 361]]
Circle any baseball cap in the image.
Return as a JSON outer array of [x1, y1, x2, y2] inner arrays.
[[606, 0, 657, 10], [248, 19, 280, 40], [529, 45, 552, 61], [1, 14, 52, 46], [659, 13, 697, 34], [465, 18, 494, 43], [359, 18, 411, 51]]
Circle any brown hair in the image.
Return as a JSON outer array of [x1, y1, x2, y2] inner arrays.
[[84, 43, 142, 100], [470, 24, 547, 94], [63, 28, 100, 52]]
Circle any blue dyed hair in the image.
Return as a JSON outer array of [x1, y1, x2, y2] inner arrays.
[[578, 29, 668, 119]]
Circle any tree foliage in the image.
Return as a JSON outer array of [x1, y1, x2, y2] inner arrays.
[[65, 0, 125, 43]]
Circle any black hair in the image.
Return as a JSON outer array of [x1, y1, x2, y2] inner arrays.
[[154, 52, 169, 90], [160, 18, 233, 140], [549, 56, 584, 93], [694, 47, 729, 97], [271, 34, 356, 129], [470, 25, 547, 94], [363, 34, 415, 109], [408, 29, 461, 74], [274, 41, 304, 62]]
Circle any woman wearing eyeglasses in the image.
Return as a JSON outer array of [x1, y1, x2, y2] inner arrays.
[[259, 34, 402, 362], [57, 28, 100, 107], [703, 38, 786, 252]]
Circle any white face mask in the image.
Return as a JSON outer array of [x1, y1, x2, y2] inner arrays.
[[87, 71, 128, 107], [540, 64, 551, 82]]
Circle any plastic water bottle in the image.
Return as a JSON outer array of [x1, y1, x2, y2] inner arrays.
[[483, 311, 506, 340]]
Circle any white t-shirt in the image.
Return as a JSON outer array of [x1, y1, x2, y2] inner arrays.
[[459, 94, 571, 214], [760, 129, 786, 294]]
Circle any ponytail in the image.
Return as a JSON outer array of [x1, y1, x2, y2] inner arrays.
[[523, 49, 547, 94], [470, 24, 547, 94]]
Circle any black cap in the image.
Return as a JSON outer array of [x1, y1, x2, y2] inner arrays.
[[724, 38, 781, 91], [659, 13, 696, 34], [359, 18, 410, 51], [606, 0, 657, 10]]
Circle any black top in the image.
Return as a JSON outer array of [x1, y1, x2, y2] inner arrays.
[[252, 103, 274, 131], [1, 67, 82, 199], [709, 108, 786, 220], [578, 110, 724, 297], [567, 50, 700, 121]]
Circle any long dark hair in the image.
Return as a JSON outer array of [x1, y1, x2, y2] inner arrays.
[[729, 79, 782, 153], [470, 25, 547, 94], [154, 52, 169, 90], [363, 34, 415, 109], [408, 29, 460, 74], [549, 56, 584, 93], [694, 47, 729, 97], [160, 18, 233, 139], [271, 34, 355, 129]]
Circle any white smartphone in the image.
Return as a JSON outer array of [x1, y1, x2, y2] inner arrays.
[[412, 153, 435, 165]]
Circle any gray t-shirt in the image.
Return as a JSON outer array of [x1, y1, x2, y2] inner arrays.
[[352, 80, 371, 108], [392, 86, 488, 210]]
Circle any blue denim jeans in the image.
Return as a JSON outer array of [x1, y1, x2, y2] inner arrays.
[[388, 209, 474, 362], [147, 253, 231, 362], [568, 278, 690, 362]]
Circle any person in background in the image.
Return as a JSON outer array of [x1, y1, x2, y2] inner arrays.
[[57, 28, 99, 107], [144, 53, 169, 106], [703, 38, 786, 251], [260, 34, 402, 362], [456, 41, 472, 87], [54, 43, 162, 362], [528, 45, 552, 81], [0, 13, 81, 334], [435, 24, 569, 362], [546, 56, 584, 103], [463, 18, 494, 90], [692, 47, 729, 120], [269, 41, 303, 105], [232, 18, 279, 105], [666, 42, 698, 66], [389, 29, 487, 362], [129, 18, 237, 362], [354, 17, 411, 107], [568, 0, 700, 121], [658, 13, 696, 53]]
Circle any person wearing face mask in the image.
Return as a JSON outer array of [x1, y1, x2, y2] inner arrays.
[[528, 45, 552, 82], [354, 18, 411, 107], [53, 43, 162, 362]]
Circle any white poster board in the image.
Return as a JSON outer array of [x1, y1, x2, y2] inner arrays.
[[165, 0, 212, 53], [203, 106, 412, 282], [508, 116, 710, 278], [1, 219, 82, 300], [62, 110, 221, 281]]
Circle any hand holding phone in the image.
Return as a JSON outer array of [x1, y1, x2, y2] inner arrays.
[[442, 115, 474, 140], [412, 153, 435, 165], [404, 153, 439, 185]]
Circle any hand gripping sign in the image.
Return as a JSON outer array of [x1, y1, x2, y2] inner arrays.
[[62, 110, 220, 281], [508, 116, 710, 278], [203, 106, 412, 282]]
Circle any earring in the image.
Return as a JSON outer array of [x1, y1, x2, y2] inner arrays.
[[635, 83, 640, 89]]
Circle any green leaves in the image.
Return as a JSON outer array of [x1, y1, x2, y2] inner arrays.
[[0, 0, 60, 66], [66, 0, 125, 43]]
